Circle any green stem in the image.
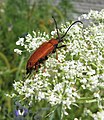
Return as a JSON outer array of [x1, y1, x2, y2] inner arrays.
[[0, 52, 11, 69], [16, 56, 24, 79], [60, 103, 63, 120], [10, 68, 18, 73], [76, 97, 104, 103], [0, 67, 18, 75]]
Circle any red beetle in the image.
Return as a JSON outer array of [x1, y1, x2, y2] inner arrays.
[[26, 16, 83, 77]]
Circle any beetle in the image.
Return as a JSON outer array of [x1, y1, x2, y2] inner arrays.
[[26, 16, 83, 77]]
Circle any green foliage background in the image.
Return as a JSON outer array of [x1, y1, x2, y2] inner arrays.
[[0, 0, 74, 119]]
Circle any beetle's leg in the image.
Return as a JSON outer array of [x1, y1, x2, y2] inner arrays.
[[52, 45, 59, 61], [56, 50, 58, 60], [39, 57, 47, 72], [35, 62, 39, 72], [43, 67, 46, 72], [57, 45, 66, 49], [56, 50, 62, 63], [42, 57, 47, 72], [55, 49, 62, 63], [39, 60, 46, 73]]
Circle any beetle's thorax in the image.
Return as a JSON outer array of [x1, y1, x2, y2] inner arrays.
[[49, 38, 59, 45]]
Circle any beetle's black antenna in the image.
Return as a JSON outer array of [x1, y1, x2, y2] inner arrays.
[[61, 20, 83, 39], [52, 16, 61, 40]]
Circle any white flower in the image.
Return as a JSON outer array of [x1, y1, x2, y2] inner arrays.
[[38, 92, 45, 101], [74, 118, 79, 120], [54, 83, 63, 92], [51, 29, 57, 36], [25, 34, 32, 41], [14, 49, 22, 55], [16, 38, 24, 46], [93, 92, 100, 99], [80, 78, 87, 84], [48, 93, 60, 105], [92, 110, 104, 120]]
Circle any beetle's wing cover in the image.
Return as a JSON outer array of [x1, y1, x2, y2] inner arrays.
[[27, 42, 54, 65]]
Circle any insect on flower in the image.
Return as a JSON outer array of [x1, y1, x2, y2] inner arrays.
[[26, 16, 83, 78]]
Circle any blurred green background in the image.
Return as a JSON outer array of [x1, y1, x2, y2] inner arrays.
[[0, 0, 75, 119]]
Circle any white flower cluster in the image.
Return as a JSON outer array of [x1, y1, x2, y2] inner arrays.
[[14, 31, 49, 54], [92, 110, 104, 120], [79, 9, 104, 21], [13, 9, 104, 118], [14, 49, 22, 55], [81, 108, 104, 120]]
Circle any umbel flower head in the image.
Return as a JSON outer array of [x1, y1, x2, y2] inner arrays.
[[13, 9, 104, 118]]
